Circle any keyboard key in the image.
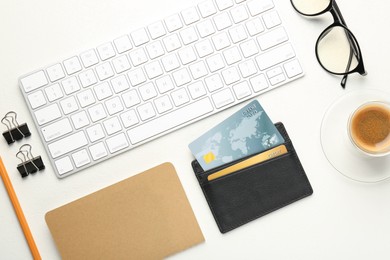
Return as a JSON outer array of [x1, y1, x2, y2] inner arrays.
[[128, 68, 146, 86], [97, 42, 116, 61], [55, 157, 73, 175], [106, 133, 129, 153], [213, 12, 232, 31], [146, 41, 165, 59], [137, 102, 156, 121], [147, 21, 167, 40], [164, 14, 183, 32], [212, 88, 235, 108], [45, 83, 63, 102], [63, 56, 82, 75], [72, 149, 91, 168], [111, 75, 130, 94], [127, 98, 213, 144], [171, 88, 190, 106], [229, 25, 248, 44], [215, 0, 234, 10], [120, 110, 139, 128], [249, 74, 269, 92], [88, 104, 107, 122], [103, 117, 122, 135], [80, 49, 99, 68], [60, 96, 79, 115], [221, 67, 240, 84], [122, 89, 141, 108], [28, 91, 46, 109], [263, 10, 281, 29], [112, 55, 131, 73], [62, 77, 80, 95], [189, 61, 208, 79], [195, 39, 214, 58], [266, 66, 283, 78], [156, 75, 175, 93], [113, 35, 133, 53], [206, 54, 225, 72], [41, 118, 72, 142], [223, 46, 242, 65], [94, 82, 113, 100], [172, 68, 191, 86], [257, 27, 288, 50], [197, 19, 215, 38], [283, 59, 303, 78], [212, 32, 231, 50], [130, 28, 150, 47], [86, 124, 105, 142], [269, 73, 286, 85], [139, 82, 158, 101], [188, 81, 207, 99], [161, 54, 180, 72], [246, 18, 265, 36], [89, 142, 108, 161], [154, 95, 173, 114], [47, 64, 66, 82], [144, 61, 163, 79], [77, 89, 96, 108], [255, 43, 295, 70], [178, 47, 197, 65], [129, 48, 148, 66], [247, 0, 274, 16], [79, 69, 98, 88], [230, 5, 249, 23], [71, 111, 90, 129], [48, 131, 88, 159], [205, 74, 224, 92], [232, 81, 251, 99], [20, 71, 48, 93], [180, 27, 199, 45], [163, 34, 182, 52], [240, 39, 259, 57], [105, 96, 124, 115], [181, 7, 200, 25], [238, 60, 258, 77], [198, 0, 217, 18], [95, 62, 114, 80]]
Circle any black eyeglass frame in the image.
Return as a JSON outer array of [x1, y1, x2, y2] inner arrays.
[[290, 0, 366, 88]]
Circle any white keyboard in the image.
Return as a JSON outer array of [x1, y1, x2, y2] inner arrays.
[[19, 0, 303, 178]]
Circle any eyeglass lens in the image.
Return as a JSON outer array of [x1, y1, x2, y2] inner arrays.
[[317, 26, 359, 74], [291, 0, 331, 15]]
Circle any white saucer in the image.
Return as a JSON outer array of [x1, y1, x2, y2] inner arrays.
[[320, 89, 390, 183]]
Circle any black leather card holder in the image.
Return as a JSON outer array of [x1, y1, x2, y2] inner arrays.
[[191, 122, 313, 233]]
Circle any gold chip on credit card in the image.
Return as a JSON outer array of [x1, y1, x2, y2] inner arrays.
[[203, 151, 216, 164]]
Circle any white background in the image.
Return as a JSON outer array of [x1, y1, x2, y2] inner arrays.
[[1, 0, 390, 259]]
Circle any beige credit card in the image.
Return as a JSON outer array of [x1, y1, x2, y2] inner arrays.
[[207, 145, 288, 181]]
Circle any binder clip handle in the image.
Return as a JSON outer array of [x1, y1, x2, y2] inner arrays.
[[2, 111, 31, 145], [16, 144, 45, 178]]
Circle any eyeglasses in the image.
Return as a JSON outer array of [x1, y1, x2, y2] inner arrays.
[[290, 0, 367, 88]]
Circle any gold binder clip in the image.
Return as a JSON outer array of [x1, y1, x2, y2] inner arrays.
[[16, 144, 45, 178], [2, 111, 31, 144]]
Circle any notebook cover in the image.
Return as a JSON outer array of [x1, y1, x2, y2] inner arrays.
[[45, 163, 204, 259], [191, 122, 313, 233]]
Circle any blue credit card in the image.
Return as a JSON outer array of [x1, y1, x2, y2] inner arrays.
[[188, 100, 285, 171]]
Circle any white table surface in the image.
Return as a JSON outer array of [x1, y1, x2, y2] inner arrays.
[[1, 0, 390, 259]]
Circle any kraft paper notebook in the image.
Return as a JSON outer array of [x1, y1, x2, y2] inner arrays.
[[45, 163, 204, 259]]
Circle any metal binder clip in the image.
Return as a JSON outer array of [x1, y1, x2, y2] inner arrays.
[[16, 144, 45, 178], [2, 111, 31, 144]]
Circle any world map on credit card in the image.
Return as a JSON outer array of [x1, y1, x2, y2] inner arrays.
[[189, 100, 285, 171]]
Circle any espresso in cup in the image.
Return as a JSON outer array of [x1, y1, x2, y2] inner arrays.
[[348, 101, 390, 156]]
